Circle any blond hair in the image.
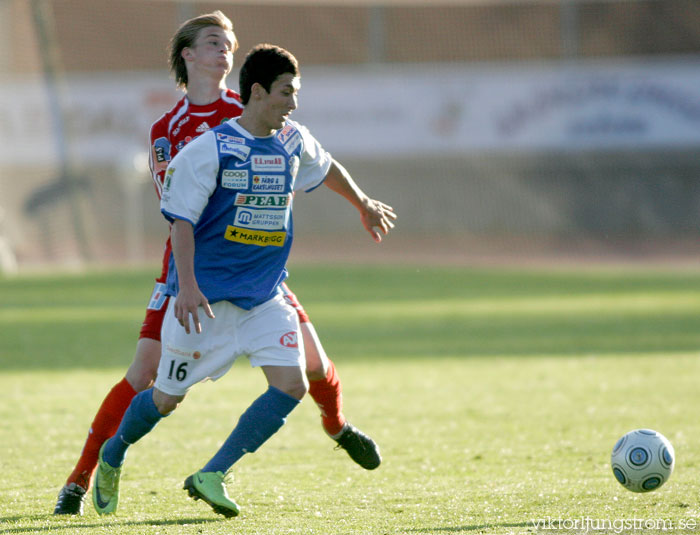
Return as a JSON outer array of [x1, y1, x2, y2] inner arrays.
[[168, 10, 237, 88]]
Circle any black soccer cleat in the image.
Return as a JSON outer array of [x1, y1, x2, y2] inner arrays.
[[334, 423, 382, 470], [53, 483, 87, 515]]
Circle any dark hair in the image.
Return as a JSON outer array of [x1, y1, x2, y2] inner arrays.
[[168, 11, 237, 88], [239, 44, 299, 105]]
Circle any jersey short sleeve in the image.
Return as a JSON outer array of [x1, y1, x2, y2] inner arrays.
[[293, 123, 333, 193], [161, 130, 220, 225]]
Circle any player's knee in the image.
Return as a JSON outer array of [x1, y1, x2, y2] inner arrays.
[[285, 380, 308, 401], [152, 389, 184, 415], [125, 338, 161, 391], [277, 377, 308, 401], [303, 339, 329, 380], [263, 365, 308, 400], [305, 363, 327, 382], [125, 371, 156, 392]]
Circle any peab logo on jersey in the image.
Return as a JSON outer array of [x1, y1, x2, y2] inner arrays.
[[251, 155, 285, 172], [279, 331, 299, 348], [234, 193, 291, 208]]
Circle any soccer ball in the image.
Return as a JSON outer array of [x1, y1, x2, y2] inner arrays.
[[611, 429, 675, 493]]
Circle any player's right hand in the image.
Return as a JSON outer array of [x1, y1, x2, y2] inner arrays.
[[173, 286, 215, 334]]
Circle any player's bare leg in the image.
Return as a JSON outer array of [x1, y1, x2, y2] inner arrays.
[[53, 338, 161, 514], [303, 322, 381, 469]]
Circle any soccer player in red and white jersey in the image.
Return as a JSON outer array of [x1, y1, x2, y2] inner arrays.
[[54, 10, 391, 515]]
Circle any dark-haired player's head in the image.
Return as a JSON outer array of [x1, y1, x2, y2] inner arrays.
[[239, 44, 299, 105]]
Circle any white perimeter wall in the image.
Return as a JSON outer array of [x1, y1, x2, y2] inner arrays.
[[2, 56, 700, 167]]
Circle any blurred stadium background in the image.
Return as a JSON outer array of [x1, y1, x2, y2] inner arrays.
[[2, 0, 700, 273]]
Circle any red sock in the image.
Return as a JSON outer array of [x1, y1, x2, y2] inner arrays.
[[65, 377, 137, 489], [308, 359, 346, 436]]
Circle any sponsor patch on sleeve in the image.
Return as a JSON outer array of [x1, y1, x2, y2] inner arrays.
[[283, 133, 302, 155], [163, 167, 175, 192], [147, 282, 168, 310], [276, 124, 297, 144], [153, 137, 171, 163]]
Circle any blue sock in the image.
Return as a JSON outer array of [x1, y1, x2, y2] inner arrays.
[[202, 386, 300, 474], [102, 388, 164, 467]]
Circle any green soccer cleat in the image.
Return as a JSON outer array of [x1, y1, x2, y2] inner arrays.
[[92, 442, 122, 515], [183, 470, 240, 518]]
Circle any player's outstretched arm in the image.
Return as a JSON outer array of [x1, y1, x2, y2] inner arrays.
[[323, 159, 397, 243], [170, 219, 214, 334]]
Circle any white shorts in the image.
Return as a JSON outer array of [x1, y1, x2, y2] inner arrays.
[[154, 292, 305, 396]]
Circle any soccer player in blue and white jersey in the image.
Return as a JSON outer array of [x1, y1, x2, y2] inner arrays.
[[91, 43, 396, 518]]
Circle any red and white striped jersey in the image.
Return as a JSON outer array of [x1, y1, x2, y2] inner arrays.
[[148, 88, 243, 200]]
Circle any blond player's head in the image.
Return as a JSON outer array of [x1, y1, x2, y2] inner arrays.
[[169, 11, 238, 89]]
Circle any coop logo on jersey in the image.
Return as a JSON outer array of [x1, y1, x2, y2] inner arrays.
[[252, 174, 285, 192], [279, 331, 299, 348], [283, 133, 302, 155], [277, 124, 297, 144], [234, 208, 286, 230], [251, 155, 285, 172], [222, 169, 249, 189], [216, 132, 246, 144], [219, 143, 251, 160], [224, 226, 287, 247], [234, 193, 291, 208]]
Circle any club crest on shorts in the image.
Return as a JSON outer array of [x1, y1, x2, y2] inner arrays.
[[279, 331, 298, 348]]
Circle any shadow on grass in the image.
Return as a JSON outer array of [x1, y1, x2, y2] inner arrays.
[[406, 522, 532, 533], [0, 515, 221, 534]]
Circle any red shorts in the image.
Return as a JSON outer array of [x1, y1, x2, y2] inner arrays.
[[138, 240, 311, 340]]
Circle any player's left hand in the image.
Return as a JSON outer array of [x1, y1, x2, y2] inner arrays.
[[361, 199, 397, 243]]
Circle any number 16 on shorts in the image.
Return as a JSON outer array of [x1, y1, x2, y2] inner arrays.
[[160, 344, 202, 388], [167, 359, 190, 382]]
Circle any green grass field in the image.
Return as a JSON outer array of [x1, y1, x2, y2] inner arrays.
[[2, 264, 700, 534]]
